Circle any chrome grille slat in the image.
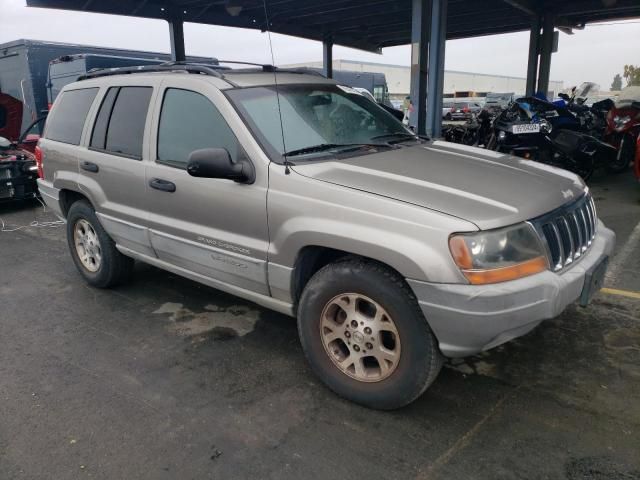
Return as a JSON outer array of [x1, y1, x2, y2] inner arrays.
[[571, 212, 583, 256], [585, 201, 595, 242], [559, 217, 575, 265], [578, 206, 589, 250], [549, 222, 565, 269], [533, 193, 597, 272]]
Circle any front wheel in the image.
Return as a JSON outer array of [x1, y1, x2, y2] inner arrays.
[[607, 134, 633, 173], [297, 259, 443, 410]]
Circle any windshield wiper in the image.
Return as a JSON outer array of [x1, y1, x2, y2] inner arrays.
[[284, 142, 391, 158], [371, 132, 430, 144]]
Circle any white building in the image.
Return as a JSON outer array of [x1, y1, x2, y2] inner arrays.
[[284, 59, 564, 100]]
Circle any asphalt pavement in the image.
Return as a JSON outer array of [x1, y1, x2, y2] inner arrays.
[[1, 168, 639, 480]]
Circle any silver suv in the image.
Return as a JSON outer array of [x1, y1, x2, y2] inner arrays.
[[37, 64, 615, 409]]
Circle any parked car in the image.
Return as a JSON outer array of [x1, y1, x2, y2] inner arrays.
[[443, 101, 482, 120], [37, 64, 615, 410], [0, 137, 38, 202], [0, 92, 40, 201], [484, 92, 515, 113]]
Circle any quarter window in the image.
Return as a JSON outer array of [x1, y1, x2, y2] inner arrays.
[[157, 88, 238, 168], [46, 88, 98, 145], [90, 86, 152, 159]]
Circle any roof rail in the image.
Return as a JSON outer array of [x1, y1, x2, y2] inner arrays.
[[214, 61, 326, 77], [78, 63, 229, 82], [77, 61, 328, 85]]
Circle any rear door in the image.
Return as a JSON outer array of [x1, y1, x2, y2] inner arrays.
[[144, 78, 270, 295], [78, 79, 158, 257]]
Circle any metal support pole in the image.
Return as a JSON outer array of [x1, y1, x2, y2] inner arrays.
[[525, 15, 541, 96], [537, 13, 554, 97], [409, 0, 431, 134], [168, 16, 186, 62], [322, 39, 333, 79], [426, 0, 447, 138]]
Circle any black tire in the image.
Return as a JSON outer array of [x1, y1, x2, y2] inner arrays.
[[444, 113, 452, 121], [66, 200, 133, 288], [297, 258, 443, 410], [607, 135, 633, 173]]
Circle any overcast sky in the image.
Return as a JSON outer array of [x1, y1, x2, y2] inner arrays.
[[1, 0, 639, 91]]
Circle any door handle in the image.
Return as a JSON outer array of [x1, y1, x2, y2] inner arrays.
[[149, 178, 176, 193], [81, 161, 99, 173]]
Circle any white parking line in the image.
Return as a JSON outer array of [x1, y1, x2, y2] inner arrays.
[[605, 218, 640, 285]]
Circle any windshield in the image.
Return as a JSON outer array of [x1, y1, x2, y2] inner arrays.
[[575, 82, 599, 100], [226, 84, 412, 160]]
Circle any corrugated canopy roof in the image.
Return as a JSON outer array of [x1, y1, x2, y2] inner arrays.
[[26, 0, 640, 52]]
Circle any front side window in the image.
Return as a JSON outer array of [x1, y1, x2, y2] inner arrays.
[[46, 88, 98, 145], [157, 88, 239, 168], [89, 86, 152, 159], [227, 84, 410, 160]]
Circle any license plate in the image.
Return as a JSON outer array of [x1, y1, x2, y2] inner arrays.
[[579, 256, 609, 307], [512, 123, 541, 134]]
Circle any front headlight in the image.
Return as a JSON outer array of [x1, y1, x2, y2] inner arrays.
[[613, 115, 631, 131], [449, 223, 549, 285]]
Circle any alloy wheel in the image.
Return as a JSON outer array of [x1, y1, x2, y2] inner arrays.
[[320, 293, 401, 382], [73, 219, 102, 273]]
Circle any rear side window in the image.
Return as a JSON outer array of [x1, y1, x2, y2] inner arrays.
[[90, 86, 152, 159], [46, 88, 98, 145], [157, 88, 238, 168]]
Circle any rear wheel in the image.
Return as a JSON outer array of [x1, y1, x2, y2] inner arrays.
[[66, 200, 133, 288], [567, 154, 595, 181], [297, 258, 443, 410]]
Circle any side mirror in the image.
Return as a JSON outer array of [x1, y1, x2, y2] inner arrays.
[[186, 148, 255, 184]]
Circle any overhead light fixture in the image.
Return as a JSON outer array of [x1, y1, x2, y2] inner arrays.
[[225, 0, 243, 17]]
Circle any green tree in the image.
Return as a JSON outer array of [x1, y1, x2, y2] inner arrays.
[[611, 73, 622, 91], [623, 65, 640, 86]]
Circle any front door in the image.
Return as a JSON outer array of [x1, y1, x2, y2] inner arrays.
[[144, 79, 270, 295]]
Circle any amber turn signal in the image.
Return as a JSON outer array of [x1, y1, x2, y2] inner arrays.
[[461, 256, 548, 285]]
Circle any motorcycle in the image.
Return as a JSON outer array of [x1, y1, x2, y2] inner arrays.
[[603, 86, 640, 173], [486, 98, 616, 181], [441, 110, 495, 147], [533, 83, 613, 140]]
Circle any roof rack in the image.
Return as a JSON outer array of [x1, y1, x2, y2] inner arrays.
[[216, 61, 326, 77], [77, 61, 328, 85], [78, 62, 227, 80]]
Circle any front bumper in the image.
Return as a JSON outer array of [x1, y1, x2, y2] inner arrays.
[[0, 167, 39, 202], [408, 222, 616, 358]]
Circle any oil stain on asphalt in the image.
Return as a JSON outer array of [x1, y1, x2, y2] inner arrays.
[[152, 302, 260, 339]]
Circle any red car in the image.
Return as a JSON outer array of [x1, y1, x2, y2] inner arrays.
[[0, 93, 40, 201]]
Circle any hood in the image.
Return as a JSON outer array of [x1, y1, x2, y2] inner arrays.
[[291, 141, 586, 230], [0, 93, 23, 142]]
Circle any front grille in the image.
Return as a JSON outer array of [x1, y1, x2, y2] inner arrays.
[[532, 193, 597, 271]]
